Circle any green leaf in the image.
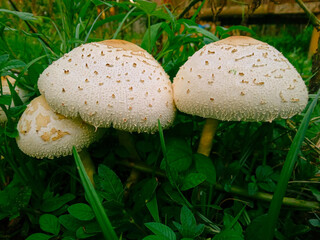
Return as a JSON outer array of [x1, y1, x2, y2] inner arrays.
[[2, 60, 26, 71], [41, 193, 75, 212], [223, 212, 244, 233], [184, 24, 219, 41], [194, 153, 216, 185], [39, 214, 60, 235], [26, 233, 52, 240], [0, 179, 31, 220], [181, 173, 206, 191], [146, 194, 160, 223], [0, 9, 36, 21], [73, 147, 118, 240], [145, 222, 176, 240], [7, 105, 27, 118], [258, 179, 276, 192], [165, 137, 192, 172], [82, 221, 102, 233], [141, 22, 163, 53], [151, 9, 171, 21], [0, 95, 11, 105], [283, 218, 310, 237], [68, 203, 95, 221], [163, 4, 176, 27], [135, 0, 157, 14], [213, 229, 244, 240], [141, 178, 158, 202], [76, 227, 97, 239], [176, 206, 204, 238], [95, 164, 123, 203], [0, 54, 9, 65], [309, 219, 320, 227], [143, 236, 168, 240], [247, 182, 258, 196], [62, 237, 76, 240], [245, 214, 268, 240], [180, 205, 196, 229], [6, 78, 23, 106], [59, 214, 83, 232], [163, 183, 185, 205], [256, 165, 273, 181], [310, 187, 320, 201]]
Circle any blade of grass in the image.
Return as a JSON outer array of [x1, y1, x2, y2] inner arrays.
[[265, 89, 320, 240], [72, 147, 118, 240], [158, 120, 193, 209], [112, 7, 136, 39], [191, 0, 206, 22], [84, 7, 110, 43]]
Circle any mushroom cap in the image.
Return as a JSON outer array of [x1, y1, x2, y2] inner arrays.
[[38, 40, 176, 133], [0, 76, 28, 123], [16, 95, 104, 159], [173, 36, 308, 122]]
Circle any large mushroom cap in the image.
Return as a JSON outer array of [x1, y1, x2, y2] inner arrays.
[[0, 76, 28, 123], [173, 36, 308, 122], [16, 95, 104, 159], [38, 40, 176, 133]]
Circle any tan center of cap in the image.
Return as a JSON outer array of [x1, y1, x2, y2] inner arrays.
[[216, 36, 267, 46], [98, 39, 145, 52]]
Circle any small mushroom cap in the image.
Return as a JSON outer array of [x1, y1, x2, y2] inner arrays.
[[16, 95, 104, 159], [38, 40, 176, 133], [173, 36, 308, 122], [0, 76, 28, 123]]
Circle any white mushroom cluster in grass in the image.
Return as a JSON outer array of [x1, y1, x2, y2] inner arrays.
[[38, 39, 176, 133], [16, 37, 309, 179], [173, 36, 308, 157]]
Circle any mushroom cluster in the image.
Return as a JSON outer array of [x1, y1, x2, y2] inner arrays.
[[173, 36, 308, 156], [16, 36, 309, 185]]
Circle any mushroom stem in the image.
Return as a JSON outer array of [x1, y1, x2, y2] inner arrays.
[[197, 118, 219, 157], [78, 149, 96, 186]]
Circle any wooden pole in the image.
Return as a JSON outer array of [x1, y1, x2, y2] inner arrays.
[[308, 14, 320, 58]]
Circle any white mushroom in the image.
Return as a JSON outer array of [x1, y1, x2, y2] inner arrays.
[[0, 76, 28, 123], [16, 95, 104, 183], [38, 39, 176, 133], [173, 36, 308, 157], [38, 39, 176, 189]]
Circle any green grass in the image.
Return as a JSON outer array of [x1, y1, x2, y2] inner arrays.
[[0, 1, 319, 240]]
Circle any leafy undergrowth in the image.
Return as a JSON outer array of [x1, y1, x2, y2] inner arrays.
[[0, 1, 319, 240]]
